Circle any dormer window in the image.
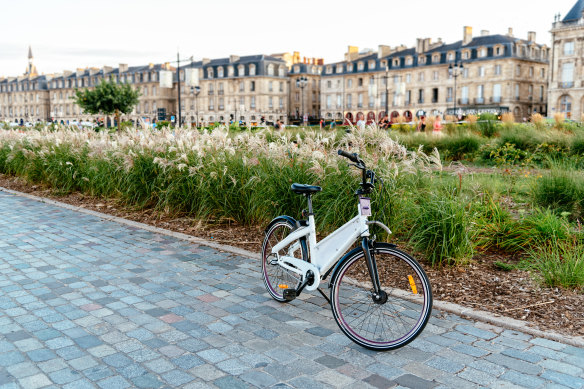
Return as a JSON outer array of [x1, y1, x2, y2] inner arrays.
[[418, 56, 426, 65], [336, 64, 343, 73], [479, 47, 487, 57], [462, 50, 470, 60], [368, 60, 376, 70], [432, 54, 440, 63], [347, 63, 354, 72], [357, 62, 364, 71], [249, 64, 256, 76], [227, 66, 234, 77], [448, 52, 455, 61], [406, 56, 413, 65], [326, 65, 332, 74], [238, 64, 245, 76], [217, 67, 224, 77], [278, 67, 285, 77], [393, 58, 400, 67], [267, 64, 274, 76], [293, 65, 300, 73], [207, 68, 214, 78]]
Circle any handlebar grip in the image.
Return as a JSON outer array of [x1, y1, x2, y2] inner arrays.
[[337, 149, 360, 163]]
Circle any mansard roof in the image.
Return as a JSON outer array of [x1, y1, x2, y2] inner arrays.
[[563, 0, 584, 22]]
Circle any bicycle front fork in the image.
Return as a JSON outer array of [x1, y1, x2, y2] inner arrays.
[[362, 238, 388, 304]]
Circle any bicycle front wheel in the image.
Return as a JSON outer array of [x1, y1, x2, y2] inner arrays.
[[330, 243, 432, 350]]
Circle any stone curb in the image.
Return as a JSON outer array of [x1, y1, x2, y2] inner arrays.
[[2, 186, 584, 348]]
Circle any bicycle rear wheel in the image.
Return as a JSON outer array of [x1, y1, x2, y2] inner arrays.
[[261, 219, 308, 302], [330, 243, 432, 350]]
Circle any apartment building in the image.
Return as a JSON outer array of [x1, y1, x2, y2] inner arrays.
[[320, 27, 549, 124], [549, 0, 584, 120]]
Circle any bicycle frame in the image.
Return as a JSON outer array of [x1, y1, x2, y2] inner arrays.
[[271, 202, 371, 292]]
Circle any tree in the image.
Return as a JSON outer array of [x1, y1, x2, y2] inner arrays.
[[74, 80, 140, 131]]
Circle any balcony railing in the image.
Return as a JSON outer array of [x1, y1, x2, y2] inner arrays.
[[458, 98, 469, 105], [474, 97, 485, 104], [490, 96, 502, 103], [559, 82, 574, 88]]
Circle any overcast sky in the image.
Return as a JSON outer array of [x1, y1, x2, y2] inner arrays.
[[0, 0, 578, 77]]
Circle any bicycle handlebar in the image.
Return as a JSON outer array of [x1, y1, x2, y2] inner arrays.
[[337, 149, 360, 164]]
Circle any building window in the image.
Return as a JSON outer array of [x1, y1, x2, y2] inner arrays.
[[327, 80, 332, 88], [219, 97, 224, 110], [250, 81, 255, 91], [347, 63, 353, 72], [207, 68, 214, 78], [418, 72, 424, 82], [560, 95, 572, 117], [515, 84, 520, 99], [347, 94, 352, 108], [516, 65, 521, 76], [336, 64, 343, 73], [529, 67, 534, 77], [249, 64, 256, 76], [358, 93, 363, 108], [564, 42, 575, 55], [358, 62, 364, 71], [493, 84, 502, 103], [267, 64, 274, 76], [326, 95, 332, 109], [477, 85, 484, 103], [480, 48, 487, 57], [562, 62, 574, 87], [279, 97, 284, 109], [268, 97, 273, 109], [358, 78, 363, 87], [228, 66, 234, 77], [369, 76, 374, 85], [209, 98, 214, 110], [478, 66, 485, 77], [433, 71, 439, 81], [347, 79, 353, 88], [239, 81, 244, 92], [418, 89, 424, 104], [368, 60, 376, 70], [406, 74, 411, 83], [461, 86, 468, 104], [279, 82, 283, 92], [540, 68, 545, 79], [251, 96, 256, 109], [495, 65, 502, 75], [269, 81, 273, 92], [217, 67, 224, 78]]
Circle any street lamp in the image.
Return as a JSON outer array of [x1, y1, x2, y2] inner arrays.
[[383, 65, 389, 120], [296, 76, 308, 125], [448, 60, 464, 119], [190, 86, 200, 127]]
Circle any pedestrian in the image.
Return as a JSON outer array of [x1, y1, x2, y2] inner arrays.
[[274, 119, 281, 130], [319, 118, 324, 130], [417, 116, 427, 132], [356, 118, 366, 131], [433, 115, 443, 133]]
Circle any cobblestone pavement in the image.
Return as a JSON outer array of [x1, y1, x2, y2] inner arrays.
[[1, 191, 583, 389]]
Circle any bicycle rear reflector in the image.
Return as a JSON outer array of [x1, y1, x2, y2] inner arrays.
[[408, 275, 418, 294]]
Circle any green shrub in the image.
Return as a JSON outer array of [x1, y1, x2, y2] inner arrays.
[[531, 169, 584, 221], [409, 192, 474, 266], [439, 133, 482, 161], [528, 240, 584, 290], [478, 113, 499, 137], [498, 127, 543, 151]]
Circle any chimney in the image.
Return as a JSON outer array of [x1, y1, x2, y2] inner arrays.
[[507, 27, 514, 37], [378, 45, 391, 58], [202, 58, 210, 65], [416, 38, 424, 53], [527, 31, 536, 42], [148, 63, 154, 69], [102, 66, 112, 73], [345, 46, 359, 61], [481, 30, 490, 36], [76, 68, 84, 77], [463, 26, 473, 45], [119, 64, 128, 73], [229, 55, 240, 63]]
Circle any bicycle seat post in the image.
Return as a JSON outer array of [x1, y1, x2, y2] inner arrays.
[[305, 194, 314, 216]]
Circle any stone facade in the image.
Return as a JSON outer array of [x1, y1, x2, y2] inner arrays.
[[321, 28, 549, 124], [548, 0, 584, 120]]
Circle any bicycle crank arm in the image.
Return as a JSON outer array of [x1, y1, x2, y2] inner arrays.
[[277, 255, 321, 291]]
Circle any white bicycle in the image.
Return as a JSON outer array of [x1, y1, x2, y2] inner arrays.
[[261, 150, 432, 350]]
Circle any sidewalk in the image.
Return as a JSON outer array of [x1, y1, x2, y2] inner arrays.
[[0, 190, 583, 389]]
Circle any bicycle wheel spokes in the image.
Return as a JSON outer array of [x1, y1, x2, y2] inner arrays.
[[262, 221, 304, 302], [332, 246, 432, 350]]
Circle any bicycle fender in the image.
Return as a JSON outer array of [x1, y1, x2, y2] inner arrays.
[[327, 242, 396, 288], [263, 215, 298, 234]]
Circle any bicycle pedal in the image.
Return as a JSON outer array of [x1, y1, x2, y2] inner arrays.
[[283, 289, 297, 301]]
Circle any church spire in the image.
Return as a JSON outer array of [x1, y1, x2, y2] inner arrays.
[[25, 45, 38, 78]]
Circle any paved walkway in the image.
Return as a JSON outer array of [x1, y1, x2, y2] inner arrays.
[[0, 190, 583, 389]]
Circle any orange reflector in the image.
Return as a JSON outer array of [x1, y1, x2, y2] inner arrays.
[[278, 284, 289, 289], [408, 275, 418, 294]]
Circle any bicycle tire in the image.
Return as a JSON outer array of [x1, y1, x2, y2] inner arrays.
[[261, 219, 308, 302], [330, 243, 432, 350]]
